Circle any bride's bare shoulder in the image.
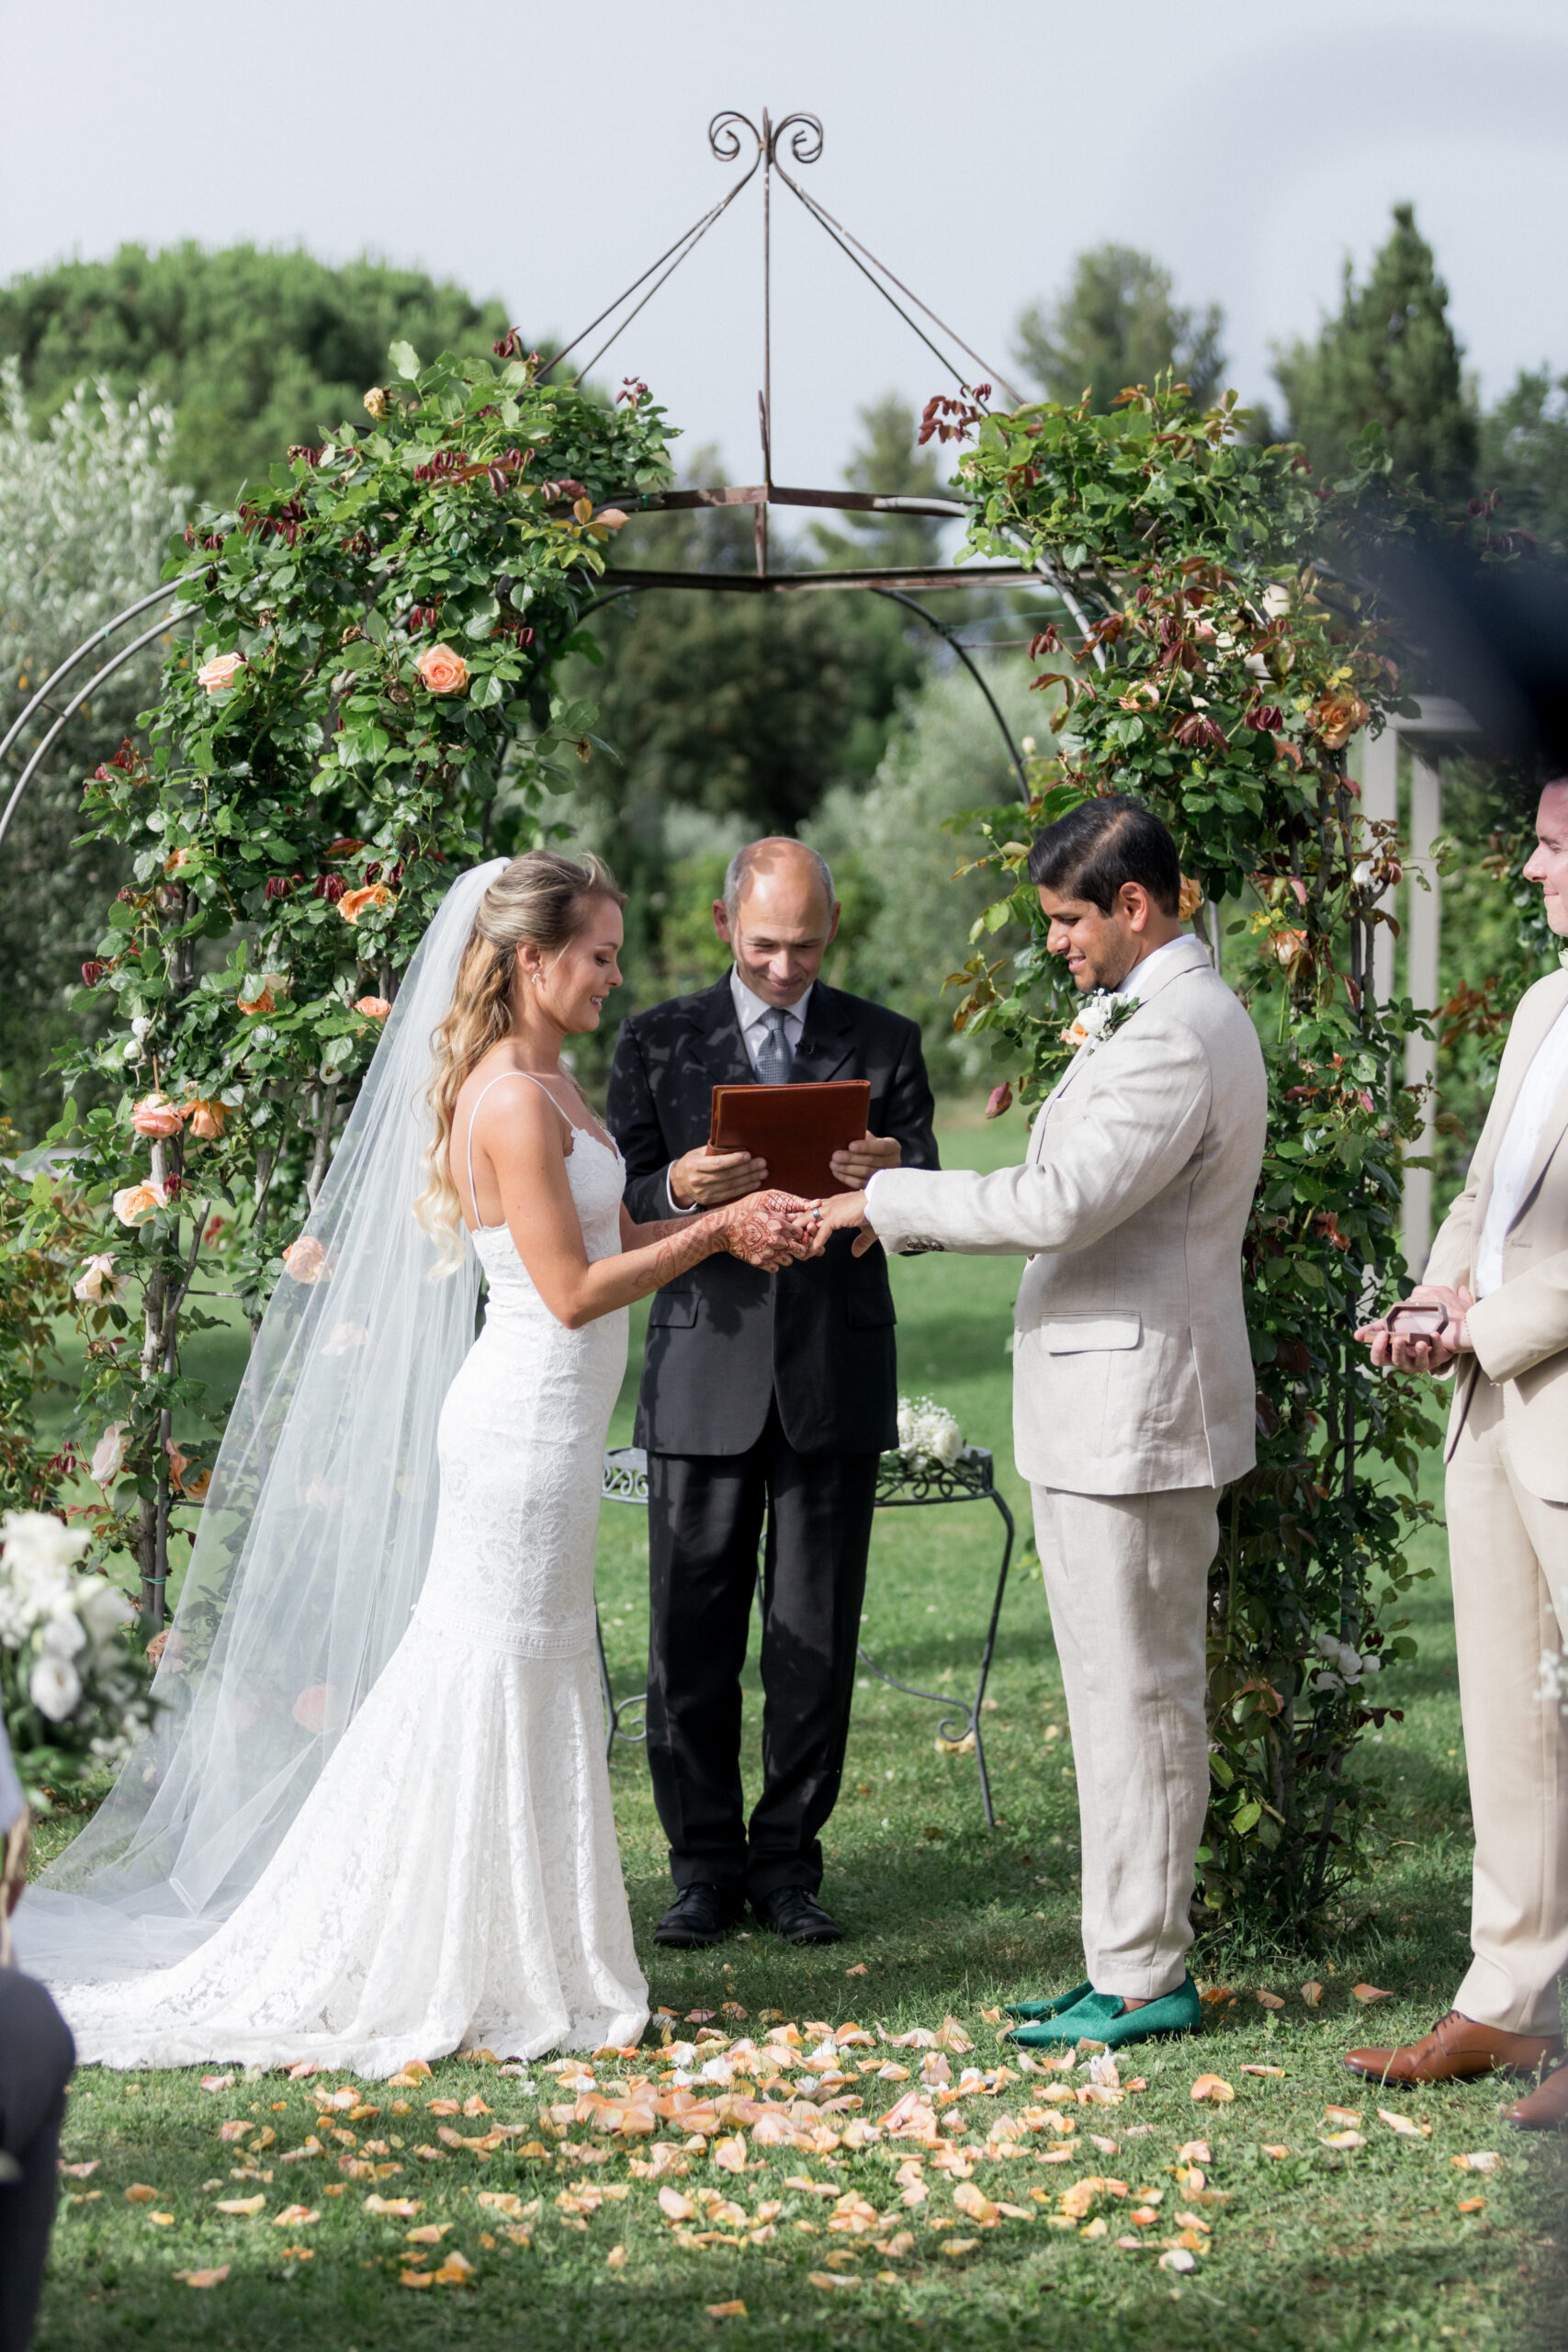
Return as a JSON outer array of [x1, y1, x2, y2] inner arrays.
[[456, 1054, 566, 1157]]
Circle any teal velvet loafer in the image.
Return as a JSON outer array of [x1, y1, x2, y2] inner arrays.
[[1008, 1973, 1201, 2050], [1004, 1979, 1093, 2023]]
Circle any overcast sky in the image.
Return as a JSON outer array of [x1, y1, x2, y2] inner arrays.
[[4, 0, 1566, 489]]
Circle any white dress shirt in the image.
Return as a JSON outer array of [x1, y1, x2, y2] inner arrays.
[[1473, 1000, 1568, 1298], [663, 969, 815, 1214]]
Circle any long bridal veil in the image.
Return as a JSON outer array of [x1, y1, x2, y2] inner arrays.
[[17, 858, 507, 1984]]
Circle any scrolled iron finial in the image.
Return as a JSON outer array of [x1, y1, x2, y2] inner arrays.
[[708, 110, 762, 166], [769, 111, 824, 166]]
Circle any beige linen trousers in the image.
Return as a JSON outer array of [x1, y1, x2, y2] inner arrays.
[[1424, 967, 1568, 2035], [866, 938, 1267, 1995]]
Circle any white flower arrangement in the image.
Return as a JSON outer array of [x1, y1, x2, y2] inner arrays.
[[895, 1395, 964, 1472], [0, 1510, 158, 1804], [1309, 1629, 1382, 1697]]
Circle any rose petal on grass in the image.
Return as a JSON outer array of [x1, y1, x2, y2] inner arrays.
[[1260, 2144, 1291, 2160], [808, 2271, 857, 2290], [272, 2205, 320, 2228], [1190, 2075, 1234, 2103], [1378, 2109, 1431, 2139], [1255, 1990, 1285, 2010], [62, 2161, 100, 2178], [1351, 1984, 1394, 2004], [1324, 2105, 1361, 2126], [1175, 2142, 1210, 2164], [1458, 2197, 1485, 2214], [1299, 1982, 1324, 2008], [606, 2245, 627, 2269], [941, 2237, 981, 2256], [199, 2075, 236, 2094], [216, 2195, 266, 2215], [1241, 2064, 1285, 2077], [150, 2212, 175, 2226], [706, 2302, 748, 2319], [711, 2134, 747, 2174], [1320, 2131, 1367, 2150], [365, 2195, 422, 2217], [1158, 2246, 1197, 2273], [124, 2185, 158, 2203], [399, 2271, 434, 2290], [174, 2267, 231, 2289], [1452, 2151, 1502, 2174], [278, 2245, 314, 2260]]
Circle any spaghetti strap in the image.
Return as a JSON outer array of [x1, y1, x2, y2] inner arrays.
[[462, 1069, 580, 1230]]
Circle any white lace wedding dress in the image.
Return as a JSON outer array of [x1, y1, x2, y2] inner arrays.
[[51, 1086, 649, 2075]]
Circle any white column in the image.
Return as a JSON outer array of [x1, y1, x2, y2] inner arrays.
[[1403, 750, 1443, 1274], [1357, 725, 1401, 1012]]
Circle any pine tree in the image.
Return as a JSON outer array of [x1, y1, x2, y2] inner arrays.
[[1480, 368, 1568, 552], [1013, 244, 1225, 414], [1274, 203, 1478, 503]]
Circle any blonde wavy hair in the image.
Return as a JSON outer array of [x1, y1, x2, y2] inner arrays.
[[414, 850, 626, 1260]]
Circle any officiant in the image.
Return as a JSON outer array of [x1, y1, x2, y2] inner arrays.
[[607, 837, 938, 1949]]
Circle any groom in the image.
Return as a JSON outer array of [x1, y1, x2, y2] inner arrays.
[[816, 796, 1267, 2046], [607, 837, 938, 1948]]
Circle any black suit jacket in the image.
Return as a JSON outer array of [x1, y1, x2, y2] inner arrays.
[[606, 976, 939, 1457]]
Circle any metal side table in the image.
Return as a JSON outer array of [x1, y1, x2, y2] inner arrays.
[[595, 1442, 1017, 1826]]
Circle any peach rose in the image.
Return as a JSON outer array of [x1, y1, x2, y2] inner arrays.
[[184, 1097, 230, 1141], [292, 1683, 346, 1735], [1309, 691, 1370, 752], [113, 1179, 167, 1227], [197, 651, 244, 695], [237, 981, 276, 1017], [1178, 876, 1204, 921], [282, 1236, 329, 1284], [131, 1091, 184, 1139], [339, 885, 393, 927], [353, 996, 391, 1019], [1272, 927, 1309, 968], [363, 387, 390, 420], [413, 642, 469, 696], [164, 847, 197, 875], [145, 1626, 185, 1674]]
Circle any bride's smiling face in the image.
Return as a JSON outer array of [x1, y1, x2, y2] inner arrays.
[[516, 897, 625, 1032]]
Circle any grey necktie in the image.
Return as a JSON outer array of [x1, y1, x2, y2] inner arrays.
[[755, 1006, 793, 1085]]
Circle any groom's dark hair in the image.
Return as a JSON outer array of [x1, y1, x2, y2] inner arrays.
[[1027, 794, 1181, 916]]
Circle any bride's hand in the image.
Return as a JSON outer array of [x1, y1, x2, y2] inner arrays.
[[801, 1191, 875, 1257], [715, 1190, 818, 1271]]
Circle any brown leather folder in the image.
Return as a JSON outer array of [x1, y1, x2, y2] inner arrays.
[[708, 1079, 872, 1200]]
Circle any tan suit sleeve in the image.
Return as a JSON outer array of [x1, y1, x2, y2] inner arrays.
[[1467, 1250, 1568, 1384], [864, 1023, 1211, 1258], [1423, 1178, 1478, 1295]]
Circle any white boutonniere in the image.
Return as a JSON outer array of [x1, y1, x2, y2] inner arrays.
[[1059, 989, 1140, 1053]]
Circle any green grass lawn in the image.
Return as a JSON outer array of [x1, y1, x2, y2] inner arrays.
[[28, 1102, 1568, 2350]]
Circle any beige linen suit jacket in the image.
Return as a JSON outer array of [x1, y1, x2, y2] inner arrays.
[[864, 936, 1267, 1495], [1425, 966, 1568, 1501]]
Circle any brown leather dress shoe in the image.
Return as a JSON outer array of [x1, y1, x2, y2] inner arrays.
[[1503, 2060, 1568, 2132], [1343, 2009, 1564, 2086]]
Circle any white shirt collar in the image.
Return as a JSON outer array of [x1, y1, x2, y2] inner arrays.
[[1112, 935, 1194, 1000], [729, 966, 812, 1037]]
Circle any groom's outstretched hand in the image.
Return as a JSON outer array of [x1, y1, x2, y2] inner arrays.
[[807, 1190, 879, 1259]]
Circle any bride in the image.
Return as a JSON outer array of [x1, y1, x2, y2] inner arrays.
[[17, 852, 812, 2073]]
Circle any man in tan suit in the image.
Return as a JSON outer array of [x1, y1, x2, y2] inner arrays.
[[814, 796, 1267, 2048], [1348, 777, 1568, 2129]]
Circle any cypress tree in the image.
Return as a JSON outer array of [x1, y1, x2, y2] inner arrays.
[[1275, 202, 1478, 503]]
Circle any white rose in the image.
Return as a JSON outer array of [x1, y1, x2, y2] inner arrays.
[[931, 1417, 962, 1464], [41, 1611, 87, 1659], [1313, 1670, 1345, 1696], [90, 1422, 130, 1488], [74, 1252, 126, 1305], [1359, 1654, 1381, 1675], [30, 1651, 83, 1723], [77, 1576, 135, 1648], [2, 1510, 89, 1580]]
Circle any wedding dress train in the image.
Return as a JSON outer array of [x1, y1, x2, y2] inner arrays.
[[45, 1104, 648, 2075]]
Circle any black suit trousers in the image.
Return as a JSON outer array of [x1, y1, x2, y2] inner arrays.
[[0, 1966, 74, 2352], [645, 1404, 880, 1903]]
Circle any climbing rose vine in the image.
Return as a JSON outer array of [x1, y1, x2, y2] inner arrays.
[[24, 340, 673, 1617], [944, 381, 1440, 1930]]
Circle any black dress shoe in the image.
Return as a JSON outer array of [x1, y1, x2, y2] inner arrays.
[[652, 1884, 744, 1948], [752, 1887, 843, 1945]]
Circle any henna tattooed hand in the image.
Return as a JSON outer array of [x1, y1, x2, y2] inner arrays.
[[717, 1190, 818, 1271]]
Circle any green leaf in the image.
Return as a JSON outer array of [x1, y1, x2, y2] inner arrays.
[[389, 340, 422, 381]]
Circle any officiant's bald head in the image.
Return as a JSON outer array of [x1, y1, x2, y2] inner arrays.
[[714, 837, 840, 1009]]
